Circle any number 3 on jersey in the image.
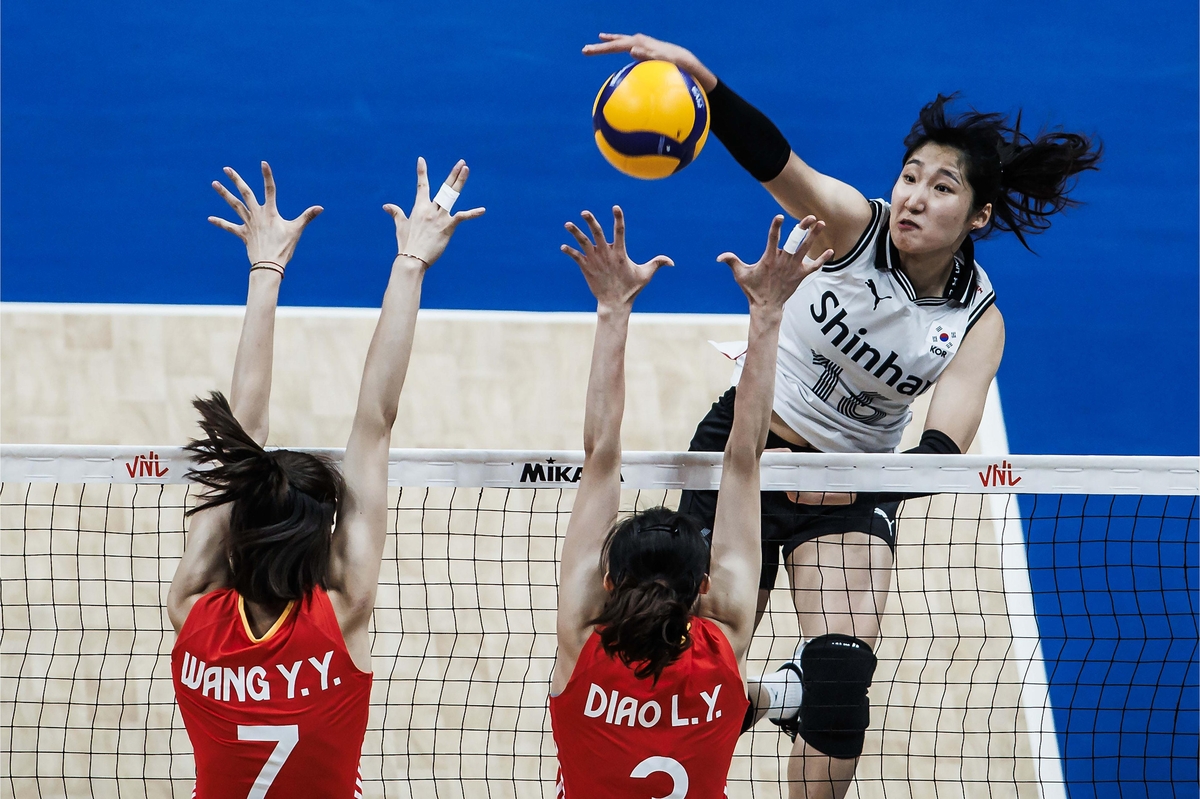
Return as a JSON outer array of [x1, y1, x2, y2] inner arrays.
[[237, 725, 299, 799], [631, 756, 689, 799]]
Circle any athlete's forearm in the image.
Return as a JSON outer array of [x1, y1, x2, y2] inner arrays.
[[582, 304, 631, 468], [352, 259, 425, 439], [556, 303, 631, 643], [229, 269, 282, 446], [705, 304, 779, 646], [708, 81, 792, 184], [727, 305, 783, 468]]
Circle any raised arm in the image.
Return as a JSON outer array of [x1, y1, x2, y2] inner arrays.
[[168, 163, 322, 633], [700, 216, 833, 664], [583, 33, 872, 259], [217, 164, 322, 441], [327, 159, 484, 660], [923, 304, 1005, 451], [551, 207, 672, 694]]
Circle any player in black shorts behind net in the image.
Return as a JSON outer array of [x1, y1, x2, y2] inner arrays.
[[586, 32, 1100, 799]]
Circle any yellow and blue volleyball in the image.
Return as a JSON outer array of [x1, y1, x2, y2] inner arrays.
[[592, 61, 710, 180]]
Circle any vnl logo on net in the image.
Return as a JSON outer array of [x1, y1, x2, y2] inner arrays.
[[978, 460, 1022, 488], [123, 450, 171, 481]]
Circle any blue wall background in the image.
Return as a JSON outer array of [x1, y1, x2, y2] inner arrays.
[[3, 3, 1197, 795], [2, 0, 1196, 457]]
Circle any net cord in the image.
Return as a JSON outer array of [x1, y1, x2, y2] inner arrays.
[[3, 445, 1198, 494]]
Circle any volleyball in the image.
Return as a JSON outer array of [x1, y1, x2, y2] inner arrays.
[[592, 60, 710, 179]]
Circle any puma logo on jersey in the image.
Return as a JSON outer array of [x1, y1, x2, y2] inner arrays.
[[865, 279, 892, 309]]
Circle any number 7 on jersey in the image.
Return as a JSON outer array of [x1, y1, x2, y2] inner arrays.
[[237, 724, 299, 799]]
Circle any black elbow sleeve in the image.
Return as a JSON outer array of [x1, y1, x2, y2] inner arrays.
[[870, 430, 962, 503], [707, 80, 792, 183], [904, 429, 961, 456]]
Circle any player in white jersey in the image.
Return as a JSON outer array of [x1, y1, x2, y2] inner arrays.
[[585, 33, 1101, 799]]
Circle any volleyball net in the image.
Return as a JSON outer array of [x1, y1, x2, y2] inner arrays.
[[2, 446, 1196, 799]]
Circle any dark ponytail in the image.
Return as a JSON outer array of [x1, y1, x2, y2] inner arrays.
[[589, 507, 710, 682], [184, 392, 344, 606], [903, 94, 1102, 250]]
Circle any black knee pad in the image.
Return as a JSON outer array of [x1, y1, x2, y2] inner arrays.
[[797, 633, 877, 759]]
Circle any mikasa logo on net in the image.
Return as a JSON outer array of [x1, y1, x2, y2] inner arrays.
[[518, 458, 583, 484], [516, 458, 624, 484]]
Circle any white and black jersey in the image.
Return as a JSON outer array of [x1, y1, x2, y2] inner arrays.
[[730, 199, 996, 453]]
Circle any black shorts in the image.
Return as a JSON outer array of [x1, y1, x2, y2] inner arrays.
[[678, 387, 900, 592]]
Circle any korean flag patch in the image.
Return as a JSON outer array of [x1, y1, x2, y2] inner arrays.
[[928, 323, 959, 358]]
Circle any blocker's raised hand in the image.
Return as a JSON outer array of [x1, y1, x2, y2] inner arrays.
[[383, 158, 485, 269], [719, 215, 834, 311], [209, 162, 323, 268], [560, 206, 673, 311]]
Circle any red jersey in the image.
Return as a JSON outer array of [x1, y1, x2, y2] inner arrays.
[[172, 587, 372, 799], [550, 616, 748, 798]]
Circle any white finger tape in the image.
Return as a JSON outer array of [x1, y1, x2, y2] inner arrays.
[[782, 224, 808, 255], [433, 183, 460, 213]]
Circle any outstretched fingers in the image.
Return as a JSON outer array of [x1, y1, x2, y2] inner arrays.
[[611, 206, 626, 247], [807, 247, 837, 271], [581, 210, 608, 247], [415, 157, 430, 201], [212, 181, 249, 222], [260, 162, 277, 210], [560, 244, 586, 267], [786, 215, 821, 255], [444, 160, 469, 193], [763, 215, 785, 257], [208, 216, 243, 237], [564, 221, 594, 251], [225, 167, 258, 208], [382, 203, 409, 249], [717, 251, 747, 271], [450, 206, 486, 227], [296, 205, 324, 228], [790, 216, 833, 268]]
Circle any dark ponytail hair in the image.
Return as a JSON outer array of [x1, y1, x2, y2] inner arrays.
[[589, 507, 711, 682], [902, 94, 1102, 250], [184, 392, 344, 607]]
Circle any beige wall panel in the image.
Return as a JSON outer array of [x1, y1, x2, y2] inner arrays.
[[3, 306, 752, 451]]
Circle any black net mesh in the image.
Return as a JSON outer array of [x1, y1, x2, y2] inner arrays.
[[1, 481, 1196, 798]]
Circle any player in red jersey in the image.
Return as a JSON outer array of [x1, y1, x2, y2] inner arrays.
[[167, 159, 483, 799], [552, 206, 833, 798]]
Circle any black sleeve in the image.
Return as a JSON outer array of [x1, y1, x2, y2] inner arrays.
[[869, 429, 962, 503], [903, 428, 960, 456], [707, 80, 792, 183]]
